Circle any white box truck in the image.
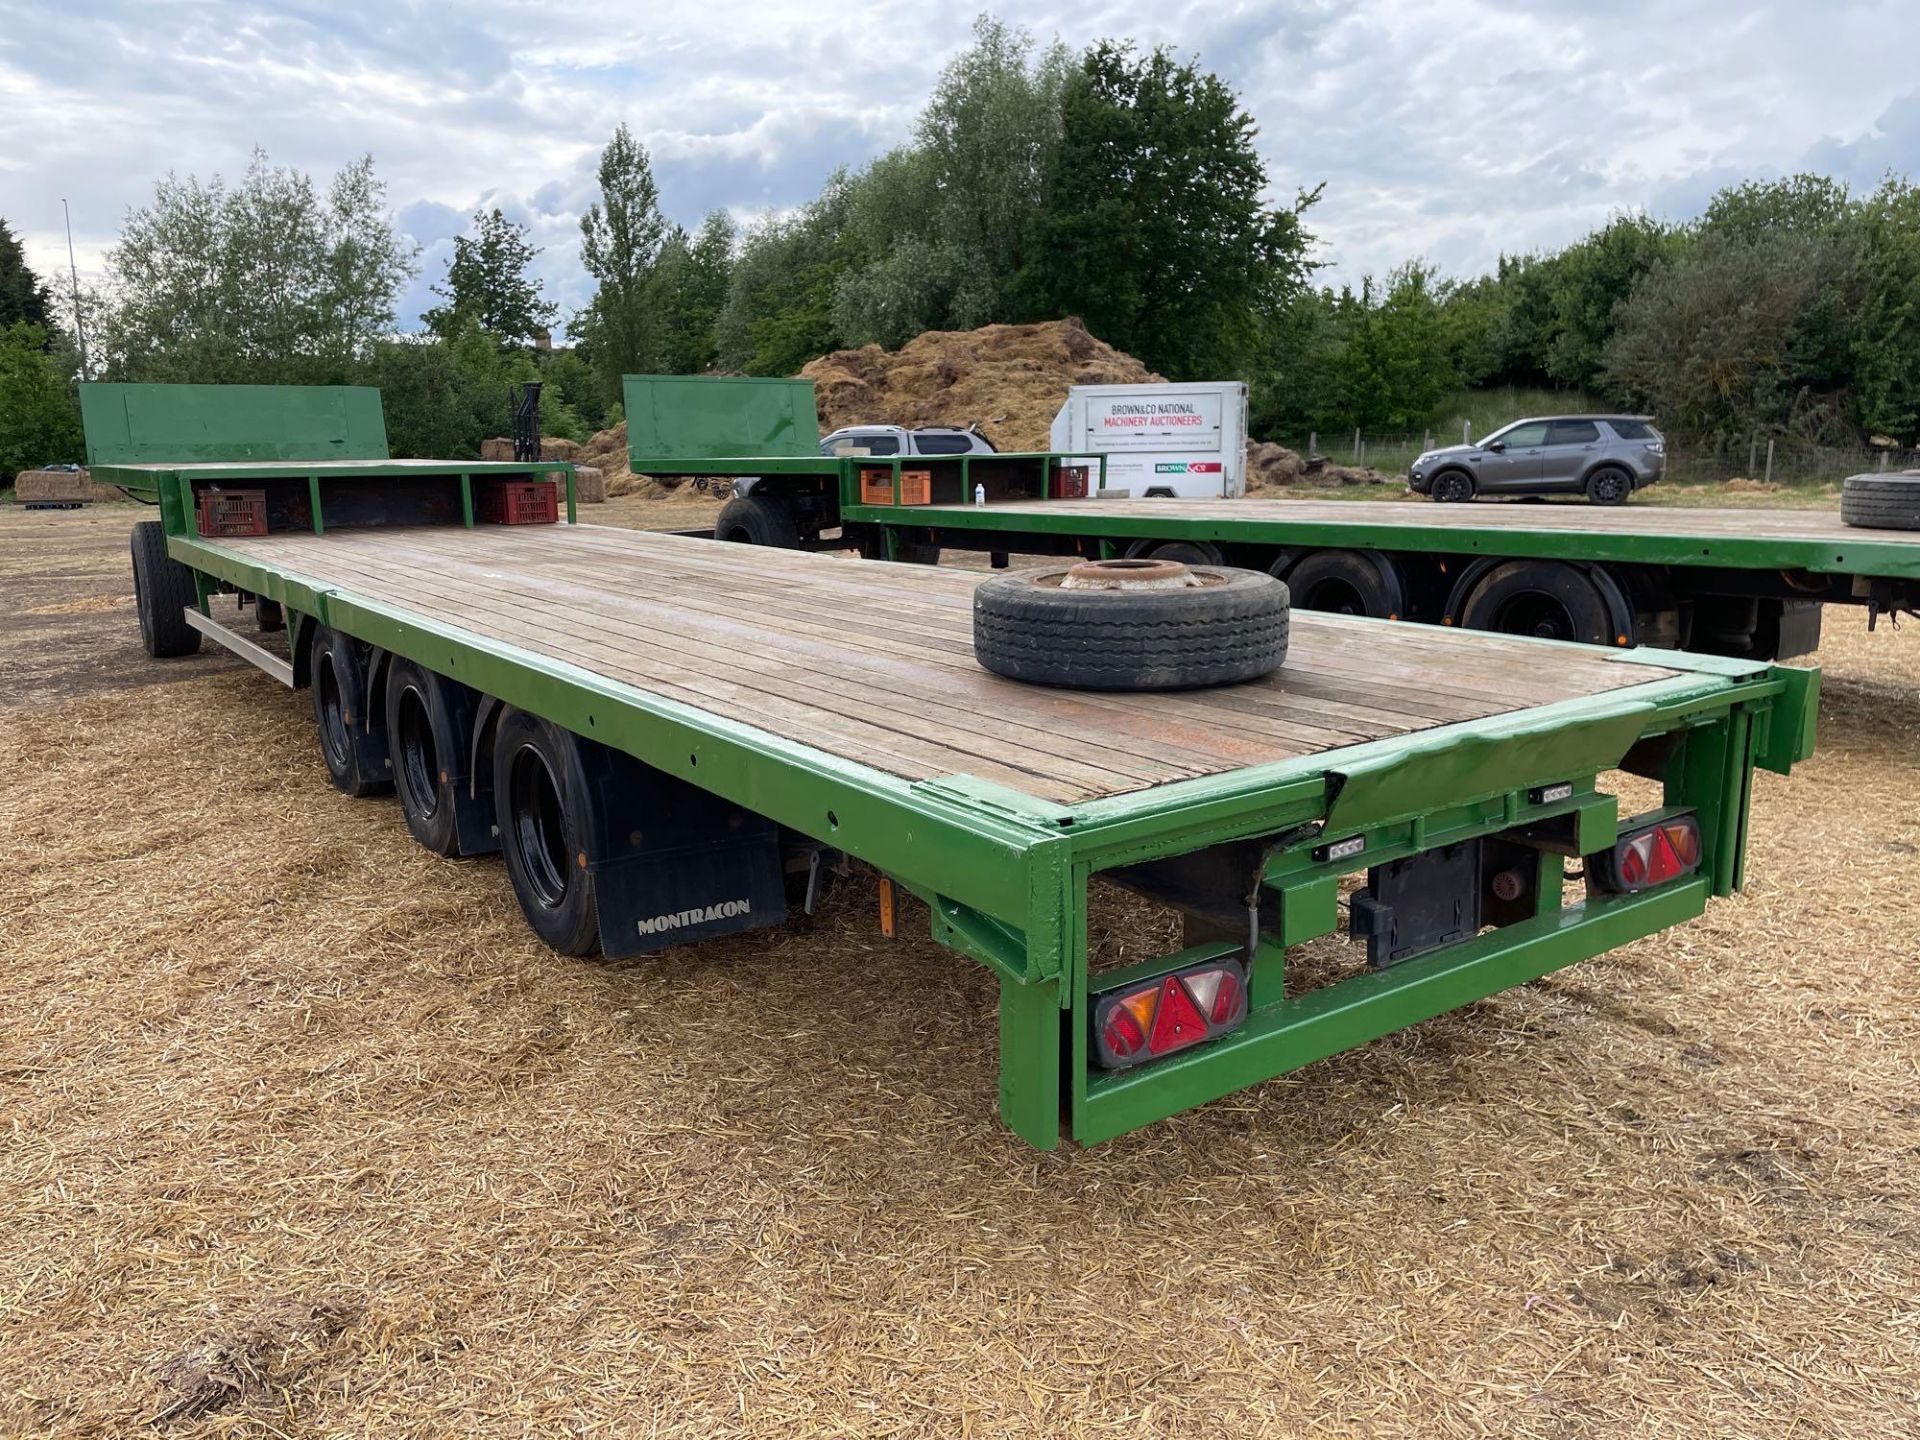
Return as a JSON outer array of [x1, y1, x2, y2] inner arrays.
[[1048, 381, 1248, 499]]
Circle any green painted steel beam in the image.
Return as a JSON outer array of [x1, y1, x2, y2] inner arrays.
[[1756, 665, 1819, 774], [1058, 668, 1785, 865], [94, 458, 573, 490], [847, 500, 1920, 582], [1072, 877, 1710, 1145]]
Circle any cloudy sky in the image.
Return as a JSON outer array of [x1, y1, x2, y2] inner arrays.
[[3, 0, 1916, 337]]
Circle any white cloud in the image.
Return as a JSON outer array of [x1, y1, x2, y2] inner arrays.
[[2, 0, 1915, 337]]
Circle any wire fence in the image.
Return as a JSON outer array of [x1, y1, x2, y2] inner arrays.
[[1272, 426, 1920, 487]]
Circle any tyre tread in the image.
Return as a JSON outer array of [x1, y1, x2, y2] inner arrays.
[[1841, 475, 1920, 530], [973, 568, 1290, 690], [130, 520, 203, 658]]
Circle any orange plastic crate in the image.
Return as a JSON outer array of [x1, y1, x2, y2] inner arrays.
[[196, 487, 268, 537], [476, 478, 558, 525], [858, 467, 931, 505]]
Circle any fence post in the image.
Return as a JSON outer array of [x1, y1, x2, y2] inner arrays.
[[1462, 419, 1471, 444], [1308, 431, 1317, 459], [1352, 428, 1361, 462], [1764, 438, 1775, 486], [1424, 429, 1432, 454], [1879, 450, 1888, 472], [1359, 440, 1367, 467], [1748, 434, 1757, 479]]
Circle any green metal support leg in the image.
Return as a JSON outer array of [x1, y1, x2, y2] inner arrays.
[[999, 977, 1063, 1150], [1664, 711, 1752, 897]]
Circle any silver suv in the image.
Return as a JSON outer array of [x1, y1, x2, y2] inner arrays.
[[821, 424, 997, 458], [1408, 416, 1665, 504]]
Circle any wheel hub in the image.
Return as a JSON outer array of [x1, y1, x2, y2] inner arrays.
[[1057, 558, 1206, 591]]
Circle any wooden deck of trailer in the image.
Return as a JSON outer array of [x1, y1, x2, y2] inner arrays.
[[212, 524, 1682, 806]]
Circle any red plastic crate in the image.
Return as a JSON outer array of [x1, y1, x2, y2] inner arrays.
[[196, 487, 268, 537], [476, 478, 558, 525]]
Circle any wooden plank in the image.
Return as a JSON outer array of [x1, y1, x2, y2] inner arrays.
[[263, 531, 1541, 752], [239, 525, 1663, 718], [384, 525, 1630, 711], [278, 550, 1182, 795], [216, 525, 1676, 804]]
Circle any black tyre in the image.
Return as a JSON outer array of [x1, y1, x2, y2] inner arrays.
[[1840, 474, 1920, 530], [310, 626, 392, 798], [493, 708, 600, 956], [973, 560, 1290, 691], [1586, 466, 1633, 505], [1456, 560, 1624, 646], [1430, 470, 1475, 503], [385, 657, 460, 855], [129, 520, 202, 658], [1278, 550, 1406, 619], [1125, 539, 1226, 565], [714, 493, 801, 548]]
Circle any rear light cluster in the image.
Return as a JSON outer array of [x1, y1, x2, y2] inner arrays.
[[1093, 956, 1248, 1070], [1594, 813, 1702, 894]]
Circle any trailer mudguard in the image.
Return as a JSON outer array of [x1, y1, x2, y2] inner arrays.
[[567, 734, 788, 959], [369, 649, 499, 857]]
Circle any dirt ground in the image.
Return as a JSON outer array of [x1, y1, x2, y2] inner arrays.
[[2, 505, 1916, 1438]]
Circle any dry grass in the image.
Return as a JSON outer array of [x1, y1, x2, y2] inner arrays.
[[1, 508, 1917, 1437], [800, 318, 1160, 452]]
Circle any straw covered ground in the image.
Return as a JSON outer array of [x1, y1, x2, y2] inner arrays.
[[1, 506, 1916, 1438]]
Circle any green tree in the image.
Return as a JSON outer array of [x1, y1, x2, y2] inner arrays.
[[539, 345, 609, 432], [1024, 41, 1316, 379], [832, 17, 1070, 345], [1542, 214, 1673, 389], [1434, 272, 1502, 389], [1852, 177, 1920, 439], [827, 150, 944, 346], [0, 322, 83, 477], [94, 151, 414, 383], [368, 318, 513, 459], [423, 208, 557, 347], [0, 219, 52, 330], [715, 174, 862, 376], [1601, 232, 1840, 444], [651, 210, 735, 373], [1701, 174, 1855, 242], [578, 124, 672, 401], [1339, 264, 1459, 429]]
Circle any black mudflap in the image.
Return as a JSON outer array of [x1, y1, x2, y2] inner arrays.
[[572, 742, 787, 958], [433, 672, 499, 857], [373, 653, 498, 856]]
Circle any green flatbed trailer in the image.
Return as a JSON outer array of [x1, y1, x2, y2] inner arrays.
[[90, 383, 1817, 1150], [631, 376, 1920, 661]]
